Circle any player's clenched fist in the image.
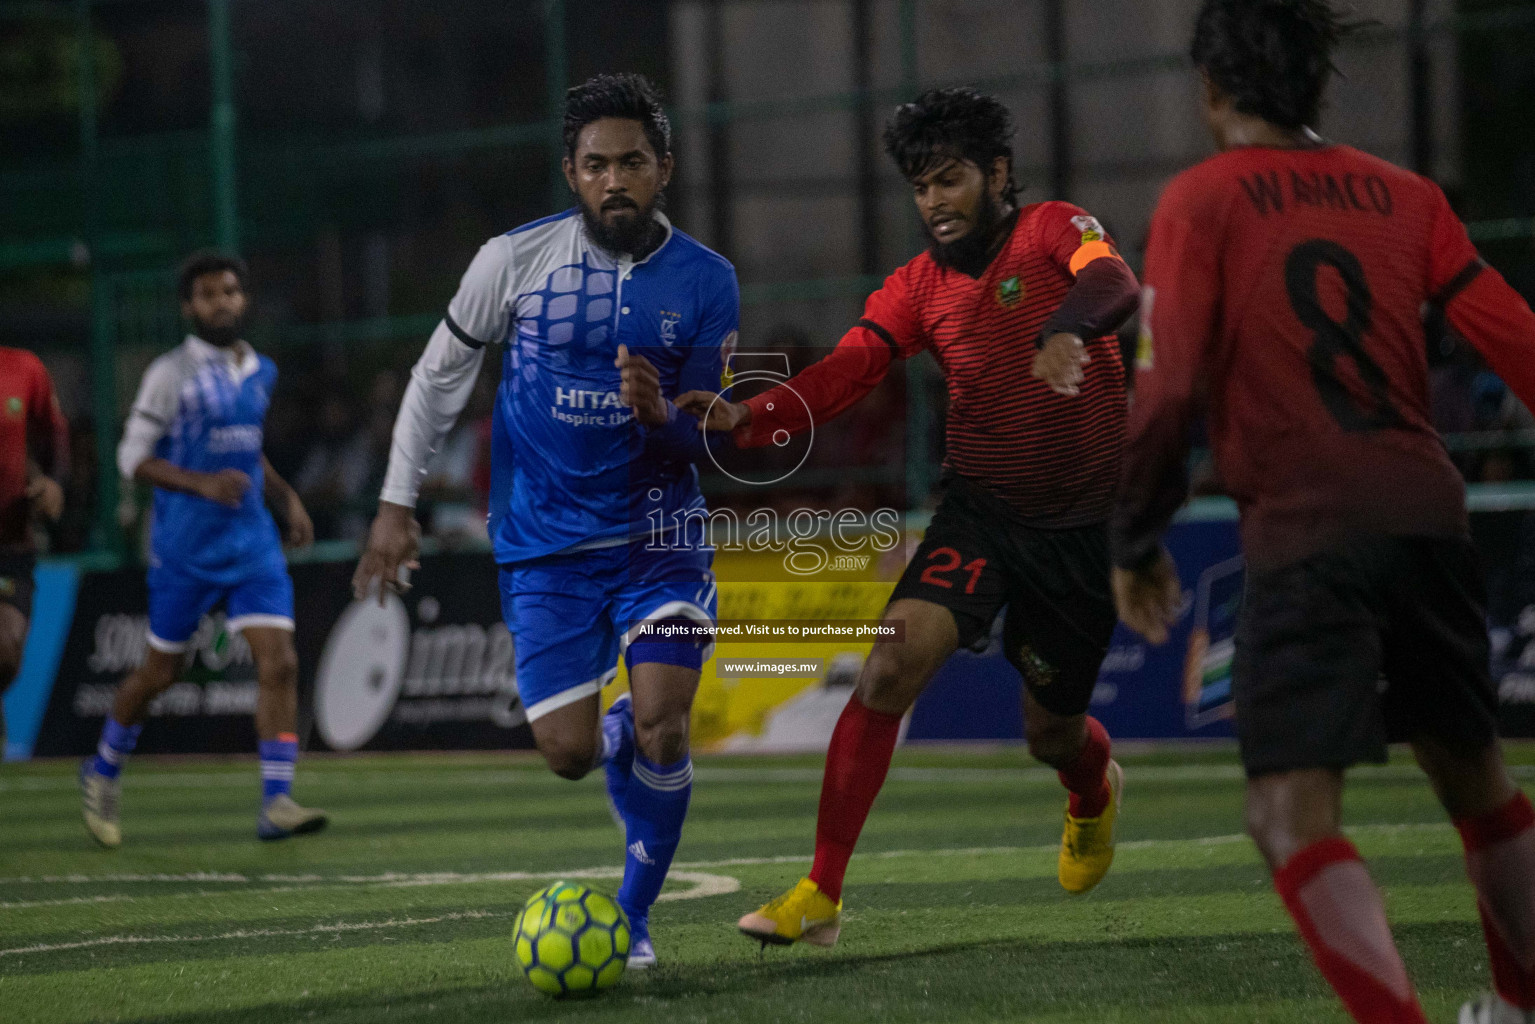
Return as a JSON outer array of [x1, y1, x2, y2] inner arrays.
[[615, 344, 669, 428], [25, 473, 64, 522], [352, 501, 421, 605], [676, 391, 750, 433], [197, 468, 251, 508], [1031, 331, 1091, 397]]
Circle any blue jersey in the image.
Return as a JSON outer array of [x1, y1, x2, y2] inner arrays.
[[119, 336, 286, 584], [442, 210, 739, 565]]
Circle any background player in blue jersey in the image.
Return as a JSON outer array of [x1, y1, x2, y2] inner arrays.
[[80, 251, 325, 848], [352, 74, 739, 969]]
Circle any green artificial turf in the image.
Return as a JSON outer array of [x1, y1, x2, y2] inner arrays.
[[2, 746, 1530, 1023]]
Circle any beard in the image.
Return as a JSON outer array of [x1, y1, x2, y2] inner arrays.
[[924, 189, 1008, 276], [192, 311, 246, 348], [580, 191, 664, 257]]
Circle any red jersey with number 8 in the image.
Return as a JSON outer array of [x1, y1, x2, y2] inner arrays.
[[1117, 144, 1535, 570]]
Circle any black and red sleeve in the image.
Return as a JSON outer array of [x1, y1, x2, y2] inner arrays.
[[1427, 189, 1535, 412], [1034, 202, 1140, 347], [735, 265, 925, 449]]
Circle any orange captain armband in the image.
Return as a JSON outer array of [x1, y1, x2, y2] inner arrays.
[[1068, 239, 1121, 276]]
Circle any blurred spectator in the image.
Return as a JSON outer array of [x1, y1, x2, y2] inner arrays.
[[293, 390, 371, 540]]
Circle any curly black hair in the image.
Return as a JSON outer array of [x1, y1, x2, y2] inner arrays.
[[1191, 0, 1364, 129], [177, 249, 248, 302], [563, 73, 671, 160], [882, 87, 1017, 203]]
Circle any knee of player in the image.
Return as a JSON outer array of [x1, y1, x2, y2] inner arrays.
[[257, 646, 299, 687], [634, 713, 690, 765], [855, 646, 919, 713], [540, 739, 598, 781], [1242, 792, 1292, 869]]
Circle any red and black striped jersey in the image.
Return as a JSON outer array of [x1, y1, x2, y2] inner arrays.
[[1112, 144, 1535, 571], [736, 201, 1133, 527], [0, 346, 68, 552]]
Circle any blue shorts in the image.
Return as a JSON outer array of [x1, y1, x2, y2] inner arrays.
[[500, 540, 717, 722], [146, 562, 295, 654]]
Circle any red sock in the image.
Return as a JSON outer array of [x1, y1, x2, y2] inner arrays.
[[1057, 716, 1112, 818], [807, 693, 902, 903], [1455, 791, 1535, 1011], [1272, 837, 1427, 1023]]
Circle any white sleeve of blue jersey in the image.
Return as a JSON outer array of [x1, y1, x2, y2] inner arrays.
[[380, 236, 515, 508], [116, 354, 182, 478], [379, 320, 487, 508], [445, 235, 515, 347]]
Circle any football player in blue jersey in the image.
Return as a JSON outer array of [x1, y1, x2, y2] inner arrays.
[[80, 251, 325, 848], [353, 74, 738, 969]]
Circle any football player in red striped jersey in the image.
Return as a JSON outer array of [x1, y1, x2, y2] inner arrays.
[[675, 88, 1140, 946], [0, 347, 68, 752], [1110, 3, 1535, 1022]]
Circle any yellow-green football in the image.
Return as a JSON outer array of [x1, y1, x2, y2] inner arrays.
[[513, 882, 631, 997]]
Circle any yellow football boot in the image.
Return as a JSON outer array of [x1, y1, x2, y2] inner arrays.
[[1058, 758, 1123, 895], [737, 876, 842, 947]]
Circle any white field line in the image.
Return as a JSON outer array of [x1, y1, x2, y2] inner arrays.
[[0, 909, 497, 958], [5, 762, 1532, 794], [0, 824, 1462, 951], [0, 869, 738, 912], [0, 821, 1455, 897]]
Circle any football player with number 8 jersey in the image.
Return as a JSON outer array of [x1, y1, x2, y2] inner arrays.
[[1110, 4, 1535, 1023]]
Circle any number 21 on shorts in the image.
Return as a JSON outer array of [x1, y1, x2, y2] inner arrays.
[[920, 547, 987, 594]]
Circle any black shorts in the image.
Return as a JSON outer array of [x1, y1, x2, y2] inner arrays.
[[889, 476, 1115, 717], [0, 552, 34, 619], [1235, 534, 1499, 777]]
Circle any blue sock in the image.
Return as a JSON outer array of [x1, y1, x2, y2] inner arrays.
[[259, 734, 298, 803], [92, 718, 142, 779], [617, 752, 693, 937]]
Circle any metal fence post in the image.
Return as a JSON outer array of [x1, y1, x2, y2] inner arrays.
[[545, 0, 568, 211], [77, 0, 117, 552], [209, 0, 239, 252]]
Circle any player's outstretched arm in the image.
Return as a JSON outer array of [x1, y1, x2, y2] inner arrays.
[[1426, 190, 1535, 411], [1109, 194, 1218, 643], [356, 319, 484, 603], [679, 269, 921, 447], [359, 237, 505, 602], [676, 326, 903, 447], [260, 454, 313, 549]]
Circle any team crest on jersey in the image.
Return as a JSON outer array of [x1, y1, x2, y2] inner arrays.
[[659, 309, 682, 346], [996, 276, 1024, 308], [4, 396, 21, 419]]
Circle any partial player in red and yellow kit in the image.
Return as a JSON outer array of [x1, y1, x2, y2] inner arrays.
[[1110, 4, 1535, 1023], [0, 346, 69, 741], [676, 89, 1139, 946]]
